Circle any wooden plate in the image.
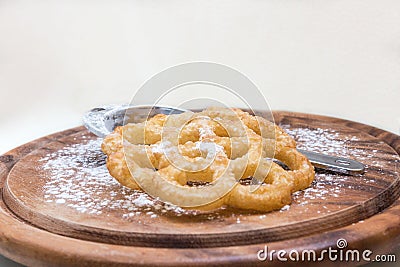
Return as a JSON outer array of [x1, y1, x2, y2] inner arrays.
[[0, 111, 399, 266]]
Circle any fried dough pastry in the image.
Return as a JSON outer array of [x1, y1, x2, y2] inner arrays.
[[101, 107, 315, 211]]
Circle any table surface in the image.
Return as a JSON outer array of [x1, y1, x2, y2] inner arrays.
[[1, 0, 399, 266]]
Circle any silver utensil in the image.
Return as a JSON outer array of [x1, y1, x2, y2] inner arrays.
[[83, 104, 187, 138], [83, 105, 365, 175]]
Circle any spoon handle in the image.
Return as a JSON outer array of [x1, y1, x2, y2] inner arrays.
[[298, 149, 365, 174]]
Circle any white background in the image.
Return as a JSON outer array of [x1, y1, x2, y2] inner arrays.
[[0, 1, 399, 266]]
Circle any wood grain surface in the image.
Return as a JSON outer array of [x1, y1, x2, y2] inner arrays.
[[0, 111, 399, 266]]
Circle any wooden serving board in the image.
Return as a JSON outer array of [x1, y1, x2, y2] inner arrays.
[[0, 111, 399, 266]]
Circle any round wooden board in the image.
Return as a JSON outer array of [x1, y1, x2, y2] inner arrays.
[[0, 111, 399, 266]]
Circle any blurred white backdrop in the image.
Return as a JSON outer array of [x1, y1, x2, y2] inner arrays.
[[1, 0, 400, 153], [0, 0, 399, 266]]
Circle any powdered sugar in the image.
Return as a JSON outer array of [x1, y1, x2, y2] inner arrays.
[[199, 126, 214, 139], [40, 137, 186, 218], [279, 124, 399, 211], [280, 126, 355, 157], [195, 141, 225, 158]]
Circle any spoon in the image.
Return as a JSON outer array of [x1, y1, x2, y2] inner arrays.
[[83, 105, 365, 175]]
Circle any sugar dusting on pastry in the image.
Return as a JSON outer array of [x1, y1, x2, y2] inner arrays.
[[102, 107, 315, 211]]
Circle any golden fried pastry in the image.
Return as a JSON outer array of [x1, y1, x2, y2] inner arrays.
[[101, 107, 315, 211]]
